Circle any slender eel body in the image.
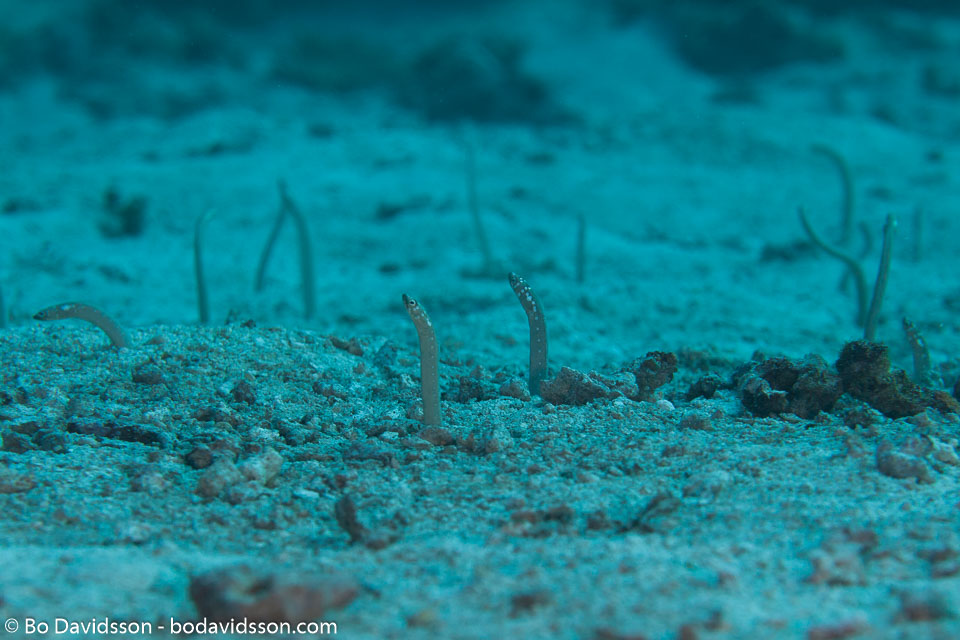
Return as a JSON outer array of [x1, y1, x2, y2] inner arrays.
[[863, 214, 896, 342], [798, 207, 868, 326], [194, 209, 216, 324], [810, 144, 854, 245], [402, 294, 441, 426], [33, 302, 130, 348], [508, 272, 547, 396], [254, 180, 316, 320], [277, 181, 316, 321]]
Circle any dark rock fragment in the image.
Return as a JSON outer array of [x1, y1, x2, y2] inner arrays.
[[539, 367, 619, 406], [190, 564, 358, 623], [738, 354, 841, 418], [685, 373, 723, 400], [740, 376, 789, 417], [836, 341, 959, 418], [625, 351, 678, 401]]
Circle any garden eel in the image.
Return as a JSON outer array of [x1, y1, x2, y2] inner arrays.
[[798, 207, 868, 326], [402, 294, 441, 426], [508, 272, 547, 396], [33, 302, 130, 348], [863, 213, 896, 342]]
